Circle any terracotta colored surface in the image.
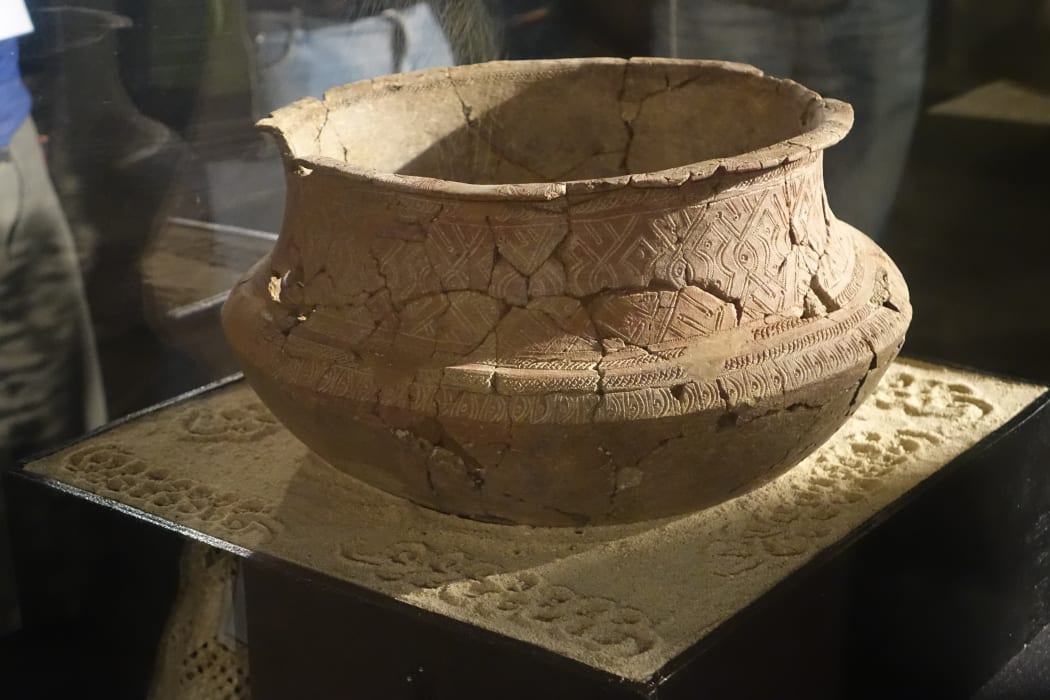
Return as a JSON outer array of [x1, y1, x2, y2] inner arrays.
[[25, 360, 1044, 680], [222, 58, 912, 525]]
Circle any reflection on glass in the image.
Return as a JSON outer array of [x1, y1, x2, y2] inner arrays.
[[0, 12, 106, 470], [654, 0, 931, 240], [204, 1, 492, 232], [0, 2, 108, 635], [248, 3, 455, 118]]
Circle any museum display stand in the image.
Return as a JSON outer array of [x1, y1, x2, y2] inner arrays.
[[6, 358, 1050, 699]]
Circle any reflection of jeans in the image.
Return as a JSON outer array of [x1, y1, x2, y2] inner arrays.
[[654, 0, 929, 239], [249, 2, 455, 117]]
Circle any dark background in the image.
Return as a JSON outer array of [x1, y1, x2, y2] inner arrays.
[[2, 1, 1049, 698]]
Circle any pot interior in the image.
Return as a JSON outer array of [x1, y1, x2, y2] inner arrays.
[[310, 60, 825, 185]]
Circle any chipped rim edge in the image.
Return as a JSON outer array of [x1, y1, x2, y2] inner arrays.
[[256, 57, 854, 203]]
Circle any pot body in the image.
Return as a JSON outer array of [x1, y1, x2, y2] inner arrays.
[[222, 59, 911, 526]]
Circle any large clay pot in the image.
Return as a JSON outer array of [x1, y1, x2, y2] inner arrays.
[[222, 58, 911, 526]]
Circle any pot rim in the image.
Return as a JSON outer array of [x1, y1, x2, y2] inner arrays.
[[258, 57, 854, 202]]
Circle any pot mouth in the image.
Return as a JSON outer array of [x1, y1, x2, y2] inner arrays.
[[259, 57, 853, 201]]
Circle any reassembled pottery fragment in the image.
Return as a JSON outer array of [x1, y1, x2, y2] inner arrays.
[[222, 58, 911, 526]]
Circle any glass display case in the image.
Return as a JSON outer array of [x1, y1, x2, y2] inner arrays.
[[1, 1, 1049, 698]]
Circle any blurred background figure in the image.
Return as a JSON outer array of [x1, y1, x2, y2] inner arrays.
[[247, 0, 456, 118], [654, 0, 931, 241], [0, 1, 106, 633], [205, 0, 462, 231], [20, 6, 194, 418]]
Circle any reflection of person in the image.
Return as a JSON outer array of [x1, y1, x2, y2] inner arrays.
[[205, 1, 470, 230], [1, 3, 107, 633], [247, 1, 457, 117], [654, 0, 930, 240]]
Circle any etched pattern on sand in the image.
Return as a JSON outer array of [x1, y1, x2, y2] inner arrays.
[[60, 444, 281, 541], [177, 403, 280, 443], [341, 542, 658, 660], [703, 364, 1008, 579], [874, 370, 994, 420]]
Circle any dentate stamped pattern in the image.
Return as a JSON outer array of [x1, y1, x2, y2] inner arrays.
[[564, 169, 820, 320], [258, 203, 898, 421], [266, 157, 869, 397], [27, 360, 1046, 680]]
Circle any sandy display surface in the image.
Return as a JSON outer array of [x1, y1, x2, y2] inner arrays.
[[28, 359, 1045, 681]]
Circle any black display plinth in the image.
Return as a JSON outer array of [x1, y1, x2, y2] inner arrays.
[[4, 361, 1049, 699]]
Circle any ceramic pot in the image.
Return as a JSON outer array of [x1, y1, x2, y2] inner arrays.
[[222, 58, 911, 526]]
